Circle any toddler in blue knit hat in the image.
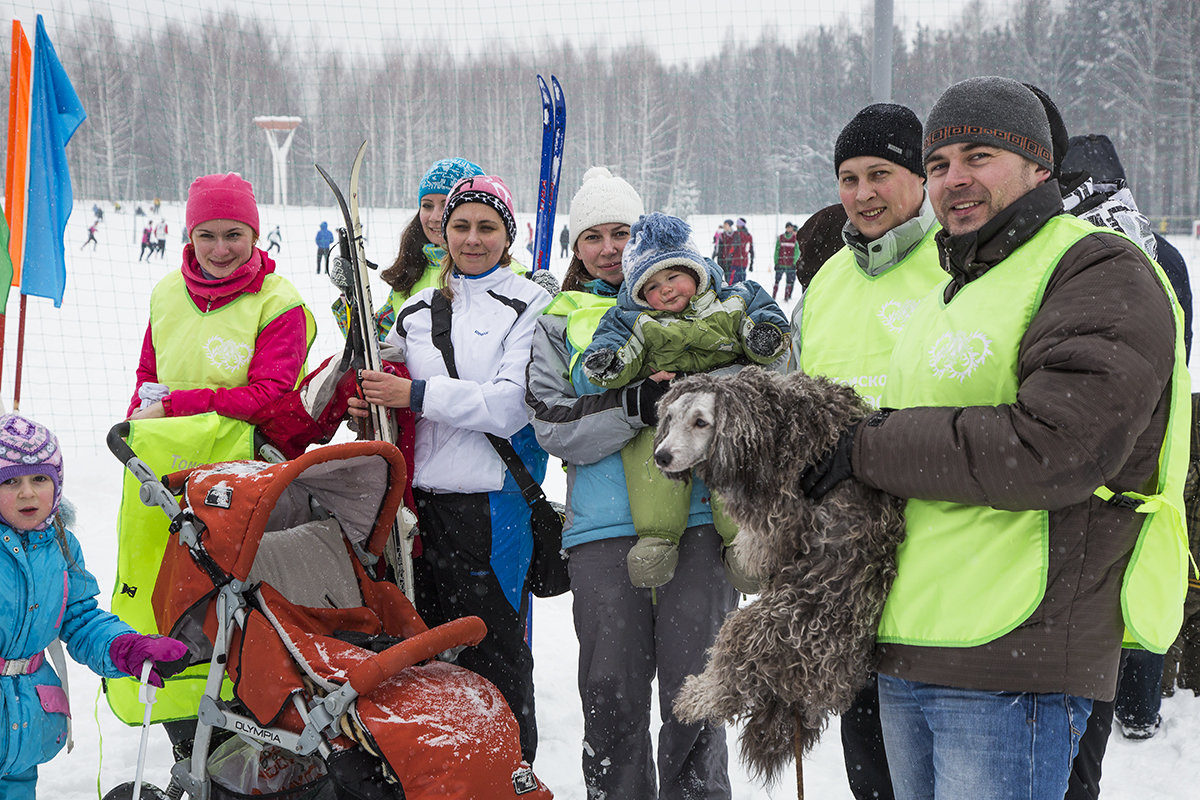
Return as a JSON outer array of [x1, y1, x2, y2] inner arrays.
[[0, 414, 187, 795], [581, 213, 791, 592]]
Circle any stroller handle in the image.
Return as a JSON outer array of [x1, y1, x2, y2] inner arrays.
[[347, 616, 487, 697], [107, 421, 137, 465]]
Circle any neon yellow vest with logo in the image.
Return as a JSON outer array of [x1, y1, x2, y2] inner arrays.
[[878, 214, 1191, 653], [544, 289, 617, 372], [108, 414, 254, 723], [150, 270, 316, 391], [799, 227, 944, 407]]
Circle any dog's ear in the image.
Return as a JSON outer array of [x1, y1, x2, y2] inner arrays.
[[704, 381, 747, 477]]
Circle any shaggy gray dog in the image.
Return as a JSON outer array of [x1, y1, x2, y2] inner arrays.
[[654, 366, 905, 783]]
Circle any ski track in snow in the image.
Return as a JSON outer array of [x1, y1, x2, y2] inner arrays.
[[23, 203, 1200, 798]]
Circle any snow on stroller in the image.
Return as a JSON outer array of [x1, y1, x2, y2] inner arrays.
[[106, 425, 552, 800]]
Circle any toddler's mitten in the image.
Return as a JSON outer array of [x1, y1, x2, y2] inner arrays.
[[583, 347, 622, 381], [529, 269, 561, 296], [110, 633, 190, 688], [746, 322, 783, 358]]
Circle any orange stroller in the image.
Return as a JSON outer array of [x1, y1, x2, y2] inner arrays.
[[106, 426, 552, 800]]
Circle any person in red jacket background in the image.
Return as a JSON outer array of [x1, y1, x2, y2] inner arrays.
[[727, 217, 754, 283]]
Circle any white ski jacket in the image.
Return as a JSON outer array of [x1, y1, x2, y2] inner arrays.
[[386, 264, 552, 494]]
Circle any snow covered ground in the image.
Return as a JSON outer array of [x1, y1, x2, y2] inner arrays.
[[11, 200, 1200, 798]]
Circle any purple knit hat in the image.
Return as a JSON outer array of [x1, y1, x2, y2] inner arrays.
[[442, 175, 518, 244], [186, 173, 260, 235], [0, 414, 63, 530]]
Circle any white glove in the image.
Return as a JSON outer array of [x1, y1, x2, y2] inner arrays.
[[138, 382, 170, 409]]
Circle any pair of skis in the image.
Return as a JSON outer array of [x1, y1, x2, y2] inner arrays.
[[533, 75, 565, 273], [316, 142, 416, 601]]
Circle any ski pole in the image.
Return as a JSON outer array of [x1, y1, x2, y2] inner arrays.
[[132, 660, 158, 800]]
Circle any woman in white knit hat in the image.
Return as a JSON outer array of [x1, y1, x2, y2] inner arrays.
[[525, 167, 738, 799]]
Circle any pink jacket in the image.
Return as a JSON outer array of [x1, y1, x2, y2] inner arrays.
[[127, 247, 309, 421]]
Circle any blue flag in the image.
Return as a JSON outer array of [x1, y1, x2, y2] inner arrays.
[[21, 16, 85, 308]]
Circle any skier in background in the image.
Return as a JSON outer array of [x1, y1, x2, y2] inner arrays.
[[81, 222, 99, 251], [772, 221, 798, 300], [154, 217, 169, 259], [559, 223, 570, 257], [138, 223, 155, 262], [315, 221, 334, 274], [266, 225, 282, 253], [713, 218, 735, 280]]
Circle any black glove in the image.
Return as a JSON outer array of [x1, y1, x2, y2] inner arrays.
[[625, 377, 671, 426], [799, 423, 858, 501], [746, 322, 783, 358]]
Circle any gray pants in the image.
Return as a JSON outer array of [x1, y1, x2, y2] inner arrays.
[[570, 527, 738, 800]]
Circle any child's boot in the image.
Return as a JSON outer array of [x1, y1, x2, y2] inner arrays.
[[627, 535, 681, 588]]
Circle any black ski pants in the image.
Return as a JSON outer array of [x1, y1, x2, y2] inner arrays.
[[412, 488, 537, 764]]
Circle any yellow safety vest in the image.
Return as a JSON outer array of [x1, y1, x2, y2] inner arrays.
[[879, 214, 1191, 652], [799, 227, 944, 408], [150, 270, 315, 391]]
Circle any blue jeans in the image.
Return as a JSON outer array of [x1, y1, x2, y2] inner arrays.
[[877, 674, 1092, 800]]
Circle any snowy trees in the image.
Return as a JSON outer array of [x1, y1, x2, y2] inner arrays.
[[33, 0, 1200, 219]]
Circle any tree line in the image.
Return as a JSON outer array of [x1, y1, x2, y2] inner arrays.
[[6, 0, 1199, 219]]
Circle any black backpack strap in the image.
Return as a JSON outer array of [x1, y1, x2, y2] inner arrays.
[[427, 290, 546, 508], [429, 291, 457, 379]]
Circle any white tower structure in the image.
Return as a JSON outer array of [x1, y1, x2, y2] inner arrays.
[[253, 116, 302, 206]]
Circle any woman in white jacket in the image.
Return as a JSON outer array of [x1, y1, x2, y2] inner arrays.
[[349, 175, 551, 764]]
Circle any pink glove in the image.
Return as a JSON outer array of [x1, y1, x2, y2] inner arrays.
[[109, 633, 190, 687]]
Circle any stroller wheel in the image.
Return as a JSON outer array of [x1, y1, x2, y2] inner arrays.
[[102, 781, 172, 800]]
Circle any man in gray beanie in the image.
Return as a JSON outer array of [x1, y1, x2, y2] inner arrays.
[[793, 75, 1188, 800]]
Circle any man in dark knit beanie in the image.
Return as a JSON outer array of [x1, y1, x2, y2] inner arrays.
[[790, 101, 946, 800], [832, 102, 927, 242], [794, 74, 1187, 800]]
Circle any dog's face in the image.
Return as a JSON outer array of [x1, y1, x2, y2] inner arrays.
[[653, 390, 717, 478]]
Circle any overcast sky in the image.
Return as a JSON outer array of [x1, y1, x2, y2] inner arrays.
[[10, 0, 1007, 65]]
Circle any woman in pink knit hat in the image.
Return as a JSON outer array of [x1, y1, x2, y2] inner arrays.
[[127, 173, 314, 424]]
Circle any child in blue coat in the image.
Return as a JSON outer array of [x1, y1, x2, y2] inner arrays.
[[0, 414, 187, 798]]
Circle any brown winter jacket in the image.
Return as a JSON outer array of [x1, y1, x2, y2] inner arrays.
[[853, 179, 1179, 702]]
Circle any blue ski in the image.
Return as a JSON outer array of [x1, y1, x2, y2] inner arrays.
[[533, 75, 565, 273]]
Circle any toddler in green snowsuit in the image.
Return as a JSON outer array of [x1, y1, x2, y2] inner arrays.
[[582, 213, 790, 591]]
